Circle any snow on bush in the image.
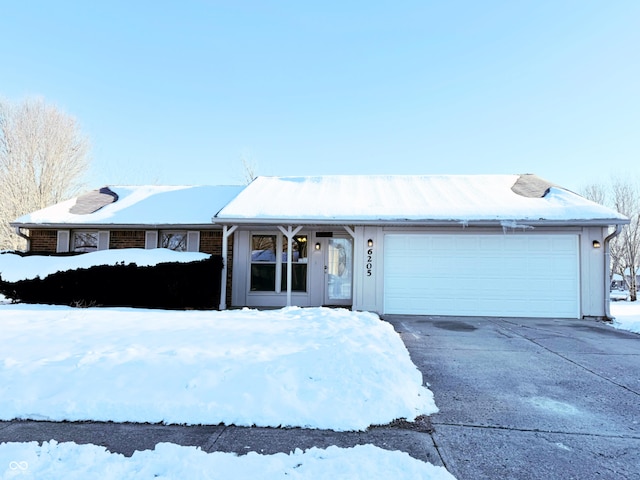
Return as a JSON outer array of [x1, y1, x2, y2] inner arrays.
[[0, 248, 210, 283]]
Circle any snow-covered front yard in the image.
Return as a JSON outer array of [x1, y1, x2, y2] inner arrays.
[[0, 305, 435, 429], [610, 301, 640, 334], [0, 303, 449, 479]]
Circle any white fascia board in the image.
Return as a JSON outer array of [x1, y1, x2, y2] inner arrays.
[[212, 217, 630, 228], [10, 222, 222, 230]]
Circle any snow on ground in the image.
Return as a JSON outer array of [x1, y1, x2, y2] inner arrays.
[[610, 301, 640, 334], [0, 303, 445, 478], [0, 441, 456, 480], [0, 305, 436, 430], [0, 249, 210, 283]]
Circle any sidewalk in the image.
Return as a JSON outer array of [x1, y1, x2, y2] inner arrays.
[[0, 417, 442, 465]]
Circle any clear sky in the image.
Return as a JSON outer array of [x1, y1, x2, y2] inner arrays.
[[2, 1, 639, 192]]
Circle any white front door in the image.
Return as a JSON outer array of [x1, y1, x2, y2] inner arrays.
[[324, 237, 353, 305]]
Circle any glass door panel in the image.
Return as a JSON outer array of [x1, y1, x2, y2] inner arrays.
[[326, 238, 353, 302]]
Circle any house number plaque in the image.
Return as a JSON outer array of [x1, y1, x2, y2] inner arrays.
[[366, 247, 373, 276]]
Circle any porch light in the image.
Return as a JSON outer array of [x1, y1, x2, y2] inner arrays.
[[593, 240, 601, 248], [367, 239, 374, 248], [315, 242, 321, 251]]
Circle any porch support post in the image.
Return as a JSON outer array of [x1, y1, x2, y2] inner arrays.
[[219, 225, 238, 310], [343, 225, 356, 239], [278, 225, 303, 306]]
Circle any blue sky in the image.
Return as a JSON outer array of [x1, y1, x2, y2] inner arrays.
[[2, 1, 639, 191]]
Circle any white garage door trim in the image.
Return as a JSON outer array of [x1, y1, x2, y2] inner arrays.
[[383, 233, 580, 318]]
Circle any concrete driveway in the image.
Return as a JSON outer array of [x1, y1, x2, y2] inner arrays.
[[383, 315, 640, 480]]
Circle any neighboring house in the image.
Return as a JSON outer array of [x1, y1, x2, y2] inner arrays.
[[611, 274, 625, 291], [10, 174, 629, 320]]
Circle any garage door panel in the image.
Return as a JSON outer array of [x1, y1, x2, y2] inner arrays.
[[384, 234, 579, 318]]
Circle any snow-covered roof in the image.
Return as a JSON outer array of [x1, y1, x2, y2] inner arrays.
[[12, 185, 244, 227], [11, 175, 628, 228], [216, 174, 628, 226]]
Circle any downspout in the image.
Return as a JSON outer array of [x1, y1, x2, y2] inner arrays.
[[604, 224, 623, 321], [14, 227, 30, 251]]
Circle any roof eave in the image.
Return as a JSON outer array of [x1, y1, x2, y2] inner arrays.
[[10, 222, 223, 230], [212, 217, 630, 228]]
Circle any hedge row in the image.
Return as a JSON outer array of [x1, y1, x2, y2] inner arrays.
[[0, 255, 223, 309]]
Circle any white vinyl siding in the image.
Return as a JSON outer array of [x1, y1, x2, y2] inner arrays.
[[98, 231, 109, 251], [187, 231, 200, 252], [383, 234, 580, 318], [145, 231, 158, 249], [56, 230, 70, 253]]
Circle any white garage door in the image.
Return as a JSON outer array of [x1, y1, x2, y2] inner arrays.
[[384, 234, 579, 318]]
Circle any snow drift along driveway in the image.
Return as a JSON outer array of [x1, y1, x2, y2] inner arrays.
[[0, 305, 436, 431]]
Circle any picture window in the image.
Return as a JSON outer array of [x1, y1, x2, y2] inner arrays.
[[160, 231, 187, 251], [250, 234, 307, 292], [72, 231, 98, 252]]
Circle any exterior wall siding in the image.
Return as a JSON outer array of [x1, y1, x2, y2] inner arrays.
[[109, 230, 146, 249], [579, 226, 608, 318], [29, 229, 58, 253], [24, 224, 611, 318]]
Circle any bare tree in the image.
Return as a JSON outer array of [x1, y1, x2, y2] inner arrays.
[[583, 177, 640, 301], [239, 153, 258, 185], [581, 183, 607, 206], [610, 177, 640, 301], [0, 97, 90, 250]]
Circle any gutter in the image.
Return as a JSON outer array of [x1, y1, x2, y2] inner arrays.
[[14, 227, 30, 250], [9, 223, 221, 230], [212, 217, 628, 228], [604, 224, 623, 321]]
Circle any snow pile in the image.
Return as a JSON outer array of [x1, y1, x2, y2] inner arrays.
[[0, 441, 456, 480], [0, 249, 210, 282], [610, 302, 640, 334], [0, 305, 436, 430]]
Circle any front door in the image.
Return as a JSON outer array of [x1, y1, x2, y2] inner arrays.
[[324, 237, 353, 306]]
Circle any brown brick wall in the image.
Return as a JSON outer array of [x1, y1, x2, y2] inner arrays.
[[29, 229, 58, 253], [199, 230, 233, 307], [109, 230, 145, 249], [199, 230, 223, 255]]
